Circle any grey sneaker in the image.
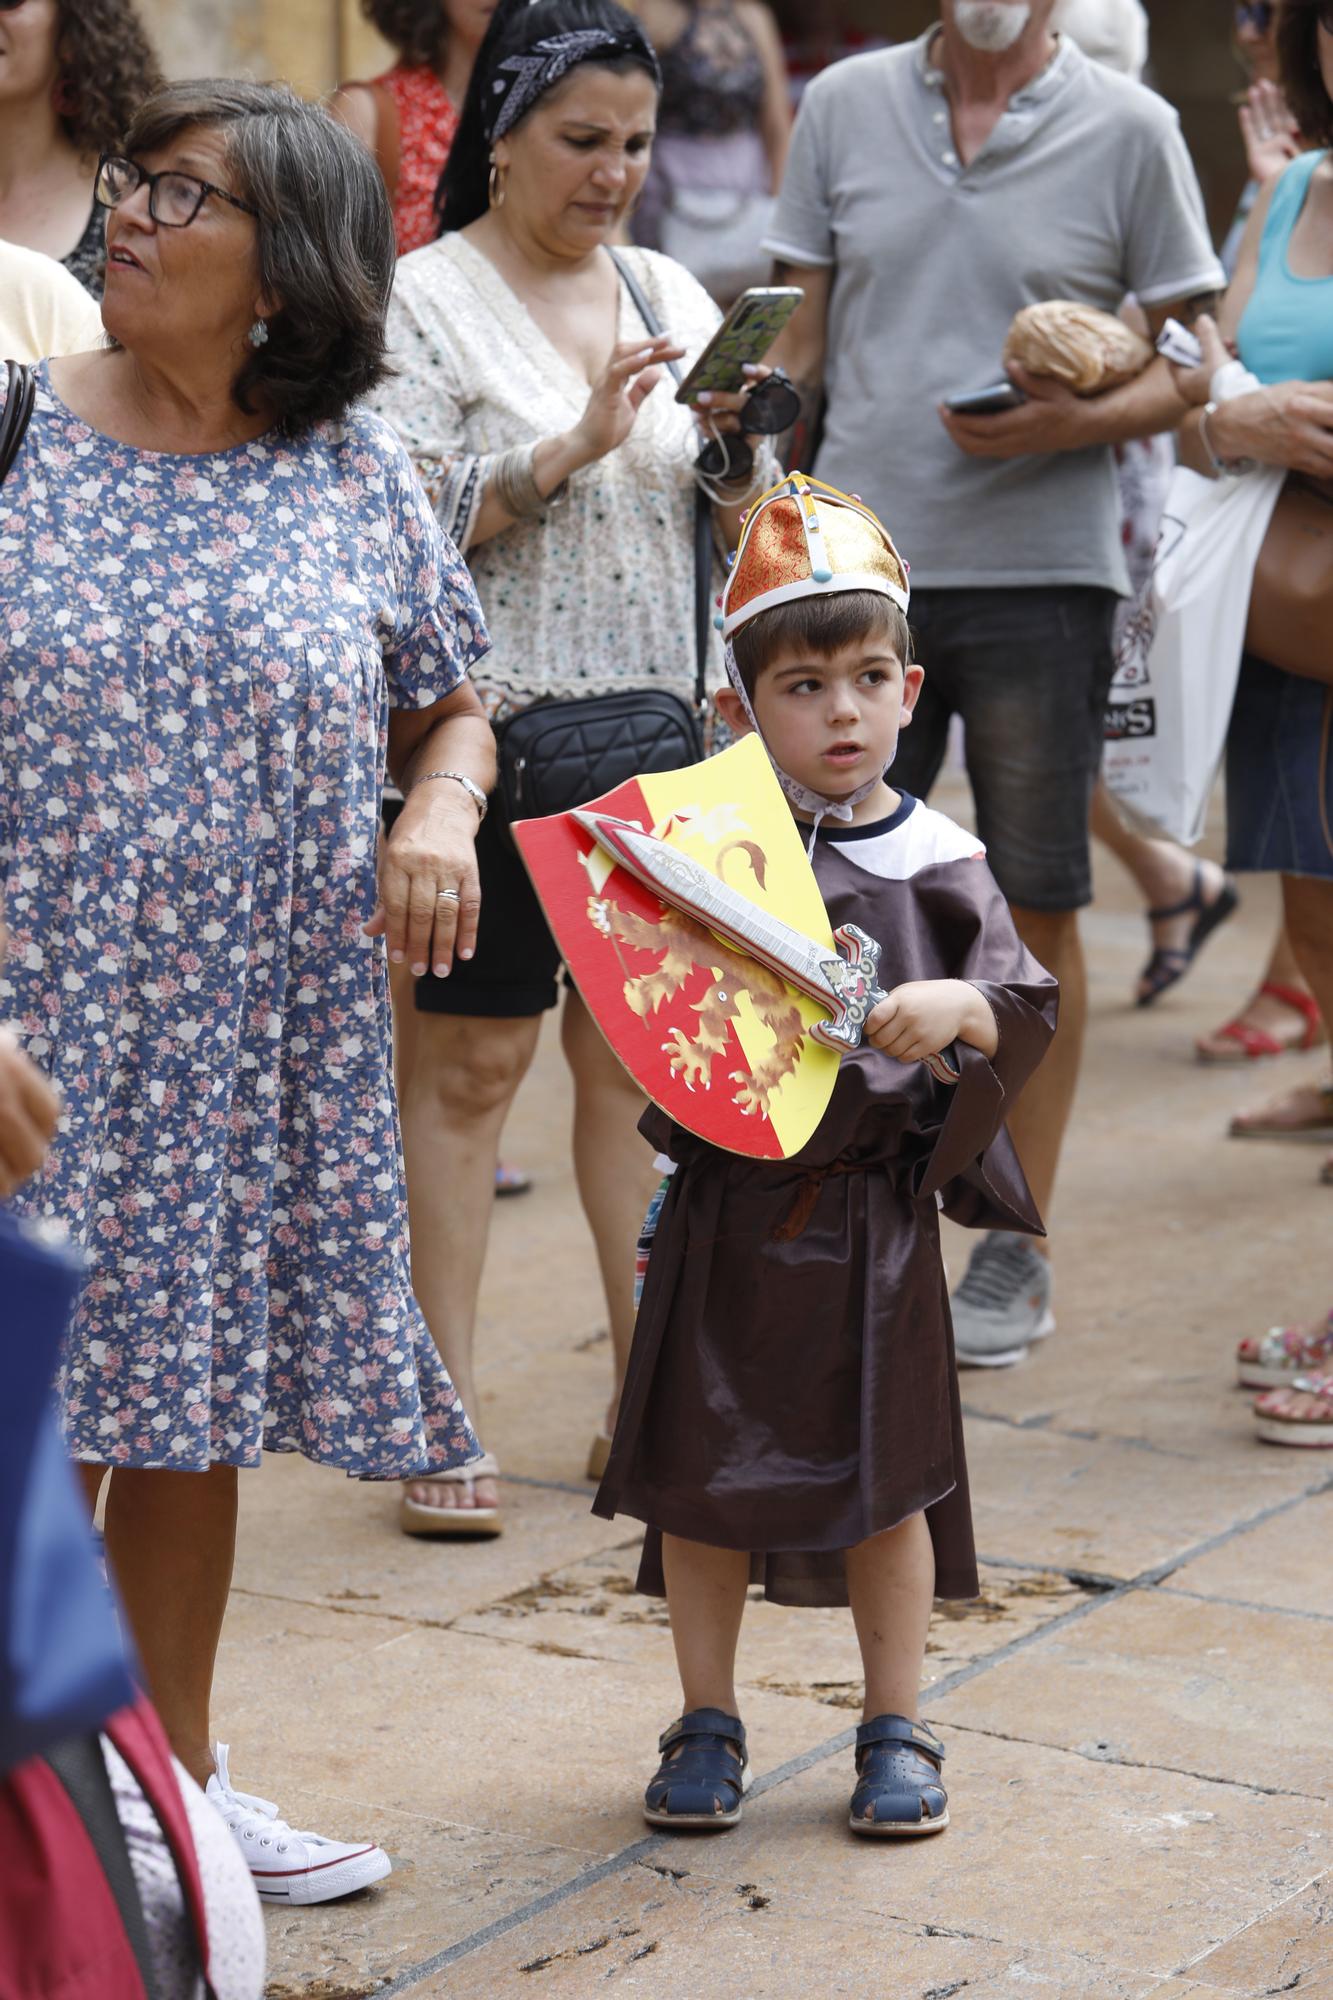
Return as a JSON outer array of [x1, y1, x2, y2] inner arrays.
[[951, 1233, 1055, 1368]]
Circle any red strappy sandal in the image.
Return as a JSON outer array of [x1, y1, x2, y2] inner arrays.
[[1196, 981, 1325, 1064]]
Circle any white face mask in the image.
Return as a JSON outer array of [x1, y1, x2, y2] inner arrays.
[[953, 1, 1033, 52]]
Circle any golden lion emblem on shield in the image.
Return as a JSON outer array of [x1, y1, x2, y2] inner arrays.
[[587, 895, 806, 1118]]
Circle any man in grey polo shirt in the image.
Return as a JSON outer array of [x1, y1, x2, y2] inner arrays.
[[768, 0, 1223, 1366]]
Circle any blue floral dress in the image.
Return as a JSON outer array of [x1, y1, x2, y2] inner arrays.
[[0, 366, 487, 1478]]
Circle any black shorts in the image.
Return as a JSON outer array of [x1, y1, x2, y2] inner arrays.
[[893, 585, 1118, 913]]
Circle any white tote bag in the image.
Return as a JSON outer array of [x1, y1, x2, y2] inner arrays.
[[1103, 461, 1285, 845]]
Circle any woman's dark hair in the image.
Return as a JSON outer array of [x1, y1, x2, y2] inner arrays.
[[1277, 0, 1333, 145], [53, 0, 163, 159], [730, 592, 913, 699], [436, 0, 660, 233], [121, 81, 397, 434], [360, 0, 449, 69]]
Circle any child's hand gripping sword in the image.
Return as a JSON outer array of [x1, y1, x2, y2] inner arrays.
[[573, 810, 960, 1084]]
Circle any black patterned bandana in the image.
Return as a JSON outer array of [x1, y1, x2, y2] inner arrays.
[[486, 28, 661, 143]]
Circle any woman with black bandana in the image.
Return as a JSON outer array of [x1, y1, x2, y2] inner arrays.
[[372, 0, 781, 1537]]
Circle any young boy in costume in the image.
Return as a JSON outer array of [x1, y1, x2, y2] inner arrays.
[[592, 476, 1058, 1838]]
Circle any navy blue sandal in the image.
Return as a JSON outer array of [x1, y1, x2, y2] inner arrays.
[[643, 1709, 750, 1830], [849, 1715, 948, 1838]]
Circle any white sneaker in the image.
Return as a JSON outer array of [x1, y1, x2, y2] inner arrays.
[[206, 1744, 392, 1905]]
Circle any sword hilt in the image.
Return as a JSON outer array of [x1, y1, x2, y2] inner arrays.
[[810, 926, 961, 1083], [810, 924, 888, 1052]]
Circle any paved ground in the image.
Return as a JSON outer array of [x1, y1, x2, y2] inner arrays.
[[225, 778, 1333, 2000]]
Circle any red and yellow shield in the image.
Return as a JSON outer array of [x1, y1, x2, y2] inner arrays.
[[513, 736, 840, 1159]]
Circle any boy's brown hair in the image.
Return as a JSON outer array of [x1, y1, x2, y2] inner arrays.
[[729, 590, 912, 700]]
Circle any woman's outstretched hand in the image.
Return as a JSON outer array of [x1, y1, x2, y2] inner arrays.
[[568, 334, 685, 464], [1239, 79, 1301, 188]]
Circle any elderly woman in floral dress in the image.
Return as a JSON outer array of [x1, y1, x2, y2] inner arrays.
[[0, 80, 494, 1904]]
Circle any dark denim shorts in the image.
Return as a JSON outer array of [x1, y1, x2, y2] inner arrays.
[[1225, 652, 1333, 881], [892, 585, 1118, 913]]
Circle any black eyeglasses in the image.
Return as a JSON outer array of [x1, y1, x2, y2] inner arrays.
[[695, 369, 802, 485], [94, 154, 260, 229], [0, 2, 31, 11]]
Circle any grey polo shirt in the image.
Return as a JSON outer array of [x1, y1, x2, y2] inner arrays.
[[764, 31, 1224, 593]]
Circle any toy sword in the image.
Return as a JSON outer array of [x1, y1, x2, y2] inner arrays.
[[573, 809, 960, 1083]]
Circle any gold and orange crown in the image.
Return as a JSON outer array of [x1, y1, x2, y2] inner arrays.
[[718, 473, 909, 642]]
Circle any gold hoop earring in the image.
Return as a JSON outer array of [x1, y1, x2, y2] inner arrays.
[[488, 158, 506, 209]]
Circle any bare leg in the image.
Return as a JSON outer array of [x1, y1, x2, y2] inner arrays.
[[560, 987, 660, 1436], [92, 1463, 239, 1789], [660, 1533, 750, 1714], [1006, 906, 1086, 1256], [845, 1512, 935, 1723], [387, 955, 419, 1103], [1224, 896, 1328, 1144], [400, 1009, 542, 1512]]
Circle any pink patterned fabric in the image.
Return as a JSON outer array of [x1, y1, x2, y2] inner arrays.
[[375, 65, 459, 257]]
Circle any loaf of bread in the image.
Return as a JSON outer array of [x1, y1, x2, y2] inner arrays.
[[1003, 301, 1154, 395]]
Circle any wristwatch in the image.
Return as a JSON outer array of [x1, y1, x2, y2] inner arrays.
[[413, 769, 489, 820]]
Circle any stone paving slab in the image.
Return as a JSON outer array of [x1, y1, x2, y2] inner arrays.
[[227, 1619, 859, 1858], [260, 1803, 594, 1998], [1175, 1873, 1333, 1996], [416, 1864, 1153, 2000], [452, 1540, 1093, 1703], [963, 1417, 1320, 1582], [669, 1726, 1332, 1981], [231, 1455, 632, 1627], [1169, 1487, 1333, 1618], [932, 1588, 1333, 1801]]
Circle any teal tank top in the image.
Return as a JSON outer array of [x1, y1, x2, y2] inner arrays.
[[1236, 151, 1333, 386]]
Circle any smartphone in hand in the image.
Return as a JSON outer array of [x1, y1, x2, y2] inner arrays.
[[674, 288, 805, 405], [943, 380, 1028, 416]]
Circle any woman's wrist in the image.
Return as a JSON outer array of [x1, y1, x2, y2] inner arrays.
[[548, 427, 599, 482], [1208, 394, 1268, 467]]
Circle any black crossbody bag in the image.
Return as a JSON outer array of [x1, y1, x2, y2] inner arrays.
[[1, 359, 36, 485], [492, 253, 713, 834]]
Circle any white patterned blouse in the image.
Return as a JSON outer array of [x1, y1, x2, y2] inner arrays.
[[374, 236, 734, 713]]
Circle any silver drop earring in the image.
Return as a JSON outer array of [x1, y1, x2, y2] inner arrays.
[[248, 319, 269, 348]]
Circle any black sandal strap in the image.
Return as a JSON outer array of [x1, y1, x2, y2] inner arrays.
[[1145, 862, 1206, 924]]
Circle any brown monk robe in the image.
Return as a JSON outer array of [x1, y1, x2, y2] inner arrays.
[[593, 796, 1059, 1608]]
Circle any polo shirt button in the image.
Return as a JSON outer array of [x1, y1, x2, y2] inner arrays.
[[943, 150, 958, 166], [933, 110, 946, 123]]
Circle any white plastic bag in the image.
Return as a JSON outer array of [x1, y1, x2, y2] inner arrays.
[[1103, 460, 1284, 845]]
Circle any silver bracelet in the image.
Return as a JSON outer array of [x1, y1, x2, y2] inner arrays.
[[412, 769, 488, 820], [1198, 401, 1255, 478], [490, 443, 568, 520]]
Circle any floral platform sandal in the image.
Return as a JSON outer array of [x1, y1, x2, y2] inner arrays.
[[1236, 1310, 1333, 1390], [1253, 1373, 1333, 1448], [849, 1716, 949, 1838], [643, 1709, 750, 1830]]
